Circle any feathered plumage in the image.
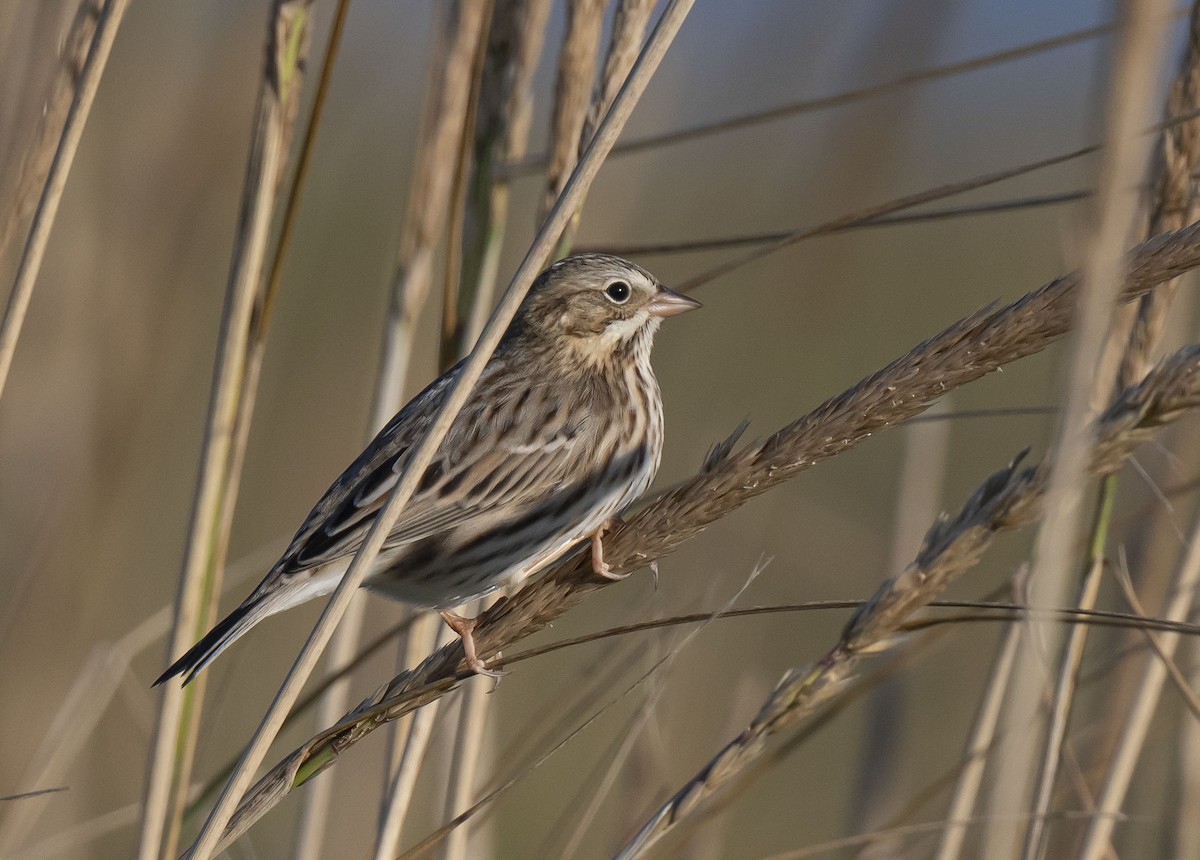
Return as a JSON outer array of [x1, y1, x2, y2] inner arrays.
[[155, 254, 699, 684]]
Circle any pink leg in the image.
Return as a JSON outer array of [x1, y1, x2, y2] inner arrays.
[[439, 610, 504, 678], [591, 520, 631, 581]]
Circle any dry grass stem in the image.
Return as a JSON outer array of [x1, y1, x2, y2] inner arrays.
[[553, 0, 654, 252], [1111, 559, 1200, 720], [582, 0, 654, 147], [581, 192, 1089, 257], [460, 0, 552, 347], [363, 6, 493, 856], [853, 401, 950, 846], [0, 0, 96, 263], [183, 3, 696, 854], [139, 5, 315, 859], [1115, 4, 1200, 390], [213, 213, 1200, 848], [616, 341, 1200, 860], [1077, 531, 1200, 858], [933, 573, 1029, 860], [0, 0, 128, 402], [372, 617, 454, 860], [538, 0, 605, 232], [372, 0, 490, 424], [987, 5, 1173, 856]]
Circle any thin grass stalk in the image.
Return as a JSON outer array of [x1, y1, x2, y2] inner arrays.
[[183, 2, 346, 852], [184, 4, 696, 855], [358, 4, 493, 853], [214, 218, 1200, 848], [613, 343, 1200, 860], [983, 4, 1173, 857], [429, 11, 526, 858], [374, 0, 493, 409], [438, 673, 493, 860], [1020, 485, 1115, 860], [1115, 3, 1200, 391], [0, 0, 128, 402], [436, 0, 490, 374], [459, 0, 552, 350], [0, 0, 96, 265], [1179, 636, 1200, 857], [191, 4, 357, 859], [1111, 559, 1200, 720], [538, 0, 604, 240], [851, 400, 950, 850], [934, 575, 1028, 860], [553, 0, 653, 252], [1077, 514, 1200, 858], [503, 18, 1142, 177], [139, 5, 315, 859], [373, 617, 454, 860], [429, 12, 549, 857]]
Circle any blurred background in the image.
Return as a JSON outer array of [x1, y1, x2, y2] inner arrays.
[[1, 1, 1197, 857]]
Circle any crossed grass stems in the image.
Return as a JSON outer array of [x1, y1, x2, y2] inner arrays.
[[197, 212, 1200, 853]]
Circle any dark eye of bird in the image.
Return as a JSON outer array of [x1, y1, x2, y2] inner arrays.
[[604, 281, 631, 303]]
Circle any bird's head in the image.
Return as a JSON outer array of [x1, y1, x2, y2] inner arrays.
[[509, 254, 700, 367]]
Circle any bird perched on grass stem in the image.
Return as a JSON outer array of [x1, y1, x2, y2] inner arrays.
[[155, 254, 699, 684]]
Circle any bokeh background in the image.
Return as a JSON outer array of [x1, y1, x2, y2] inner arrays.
[[1, 1, 1197, 857]]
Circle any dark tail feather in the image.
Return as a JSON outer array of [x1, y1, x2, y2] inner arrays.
[[153, 597, 266, 687]]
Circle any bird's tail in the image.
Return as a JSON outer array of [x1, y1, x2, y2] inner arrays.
[[153, 595, 270, 687]]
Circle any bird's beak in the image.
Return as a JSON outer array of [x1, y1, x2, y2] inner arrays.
[[647, 286, 702, 318]]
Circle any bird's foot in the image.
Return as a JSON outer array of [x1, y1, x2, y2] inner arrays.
[[592, 520, 631, 581], [439, 610, 505, 678]]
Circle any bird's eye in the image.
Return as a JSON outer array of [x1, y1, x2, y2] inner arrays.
[[605, 281, 631, 303]]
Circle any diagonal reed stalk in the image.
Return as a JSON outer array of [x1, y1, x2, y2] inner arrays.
[[138, 4, 316, 858], [210, 211, 1200, 850], [1009, 4, 1173, 857], [615, 340, 1200, 859], [437, 5, 652, 856], [0, 0, 128, 402], [182, 3, 697, 856], [349, 5, 493, 858]]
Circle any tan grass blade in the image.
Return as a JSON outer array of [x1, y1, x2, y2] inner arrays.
[[615, 342, 1200, 859], [138, 4, 316, 858], [211, 214, 1200, 853], [0, 0, 129, 402], [182, 3, 698, 856]]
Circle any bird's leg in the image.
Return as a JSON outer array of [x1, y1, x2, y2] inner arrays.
[[439, 610, 504, 678], [591, 519, 631, 581]]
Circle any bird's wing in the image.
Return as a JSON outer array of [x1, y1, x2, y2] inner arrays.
[[272, 364, 588, 576]]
